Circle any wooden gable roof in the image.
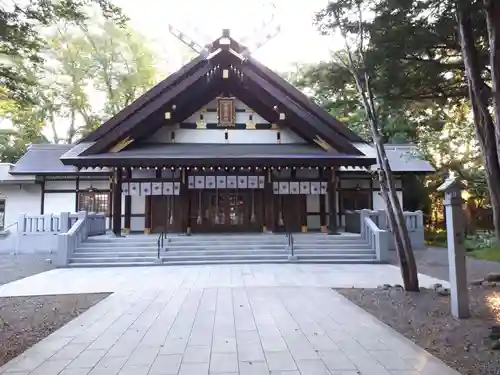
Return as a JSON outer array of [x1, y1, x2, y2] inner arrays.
[[72, 35, 366, 158]]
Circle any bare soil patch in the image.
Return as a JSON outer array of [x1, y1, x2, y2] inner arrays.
[[0, 293, 109, 366], [337, 286, 500, 375]]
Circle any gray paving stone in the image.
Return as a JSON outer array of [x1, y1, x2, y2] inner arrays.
[[265, 351, 297, 372], [307, 334, 339, 351], [88, 356, 128, 375], [148, 354, 182, 375], [58, 368, 92, 375], [237, 343, 265, 362], [212, 337, 237, 353], [50, 344, 89, 361], [295, 359, 332, 375], [178, 362, 209, 375], [260, 337, 288, 352], [183, 346, 211, 363], [239, 361, 269, 375], [30, 359, 72, 375], [369, 350, 417, 370], [318, 350, 357, 371], [118, 364, 151, 375], [160, 338, 188, 355], [66, 350, 107, 369], [209, 353, 238, 373], [236, 330, 261, 344], [125, 346, 159, 366], [1, 353, 49, 372]]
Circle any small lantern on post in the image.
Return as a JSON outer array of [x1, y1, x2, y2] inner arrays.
[[437, 174, 470, 319]]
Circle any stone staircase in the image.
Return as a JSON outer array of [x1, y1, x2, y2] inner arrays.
[[68, 233, 379, 267]]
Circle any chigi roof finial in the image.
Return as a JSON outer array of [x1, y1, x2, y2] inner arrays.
[[168, 1, 280, 60]]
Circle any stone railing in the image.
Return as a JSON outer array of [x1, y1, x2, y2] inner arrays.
[[56, 211, 106, 266], [3, 211, 106, 256], [361, 209, 425, 250], [17, 212, 105, 237], [360, 210, 389, 262]]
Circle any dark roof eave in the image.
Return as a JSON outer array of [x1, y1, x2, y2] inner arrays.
[[60, 155, 377, 168]]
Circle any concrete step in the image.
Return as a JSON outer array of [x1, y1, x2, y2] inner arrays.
[[296, 253, 377, 260], [72, 252, 158, 258], [161, 254, 289, 262], [293, 250, 375, 255], [67, 258, 379, 268], [69, 256, 157, 264], [78, 243, 158, 249]]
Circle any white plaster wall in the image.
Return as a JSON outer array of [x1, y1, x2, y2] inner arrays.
[[340, 178, 371, 189], [152, 128, 305, 144], [131, 196, 145, 215], [79, 179, 109, 190], [131, 217, 145, 232], [296, 169, 320, 179], [373, 191, 403, 211], [0, 184, 41, 227], [307, 216, 321, 230], [184, 99, 268, 124], [307, 195, 320, 213], [132, 170, 156, 179], [44, 193, 75, 215], [45, 180, 76, 190], [373, 179, 402, 189]]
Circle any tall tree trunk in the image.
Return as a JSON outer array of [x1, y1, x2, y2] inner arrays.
[[457, 1, 500, 241], [484, 0, 500, 166]]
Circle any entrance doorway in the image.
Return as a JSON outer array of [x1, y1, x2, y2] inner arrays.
[[190, 189, 263, 232]]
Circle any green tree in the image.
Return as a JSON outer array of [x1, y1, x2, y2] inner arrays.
[[309, 0, 500, 240], [0, 19, 159, 161], [1, 0, 127, 105]]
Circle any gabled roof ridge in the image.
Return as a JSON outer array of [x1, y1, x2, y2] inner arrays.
[[246, 57, 363, 142]]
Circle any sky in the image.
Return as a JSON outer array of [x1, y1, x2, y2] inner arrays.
[[114, 0, 338, 73]]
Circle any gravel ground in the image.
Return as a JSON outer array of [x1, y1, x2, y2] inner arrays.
[[338, 286, 500, 375], [389, 247, 500, 282], [0, 293, 109, 367], [0, 253, 55, 286]]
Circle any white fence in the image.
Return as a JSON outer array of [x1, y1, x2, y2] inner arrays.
[[359, 209, 425, 251], [0, 212, 106, 254], [56, 211, 106, 266]]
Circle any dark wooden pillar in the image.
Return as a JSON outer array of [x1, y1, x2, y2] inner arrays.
[[264, 169, 275, 232], [112, 168, 123, 236], [40, 177, 45, 214], [144, 195, 152, 234], [124, 168, 132, 234], [328, 169, 339, 234], [319, 169, 327, 232], [183, 169, 191, 235]]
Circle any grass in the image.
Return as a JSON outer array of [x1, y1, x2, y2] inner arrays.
[[425, 229, 500, 262], [467, 246, 500, 262]]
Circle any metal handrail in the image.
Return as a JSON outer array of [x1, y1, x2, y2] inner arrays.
[[157, 231, 166, 259], [286, 231, 294, 257], [1, 221, 18, 233]]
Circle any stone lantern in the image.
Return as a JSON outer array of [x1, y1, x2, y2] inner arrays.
[[437, 175, 470, 318]]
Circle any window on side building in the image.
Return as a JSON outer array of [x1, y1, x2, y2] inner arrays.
[[77, 191, 110, 214]]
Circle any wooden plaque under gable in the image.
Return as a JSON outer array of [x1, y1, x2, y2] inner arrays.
[[217, 97, 236, 127]]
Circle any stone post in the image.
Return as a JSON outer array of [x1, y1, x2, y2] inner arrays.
[[60, 212, 70, 233], [437, 176, 470, 319], [17, 214, 26, 234]]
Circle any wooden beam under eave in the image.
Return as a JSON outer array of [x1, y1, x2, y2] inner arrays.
[[109, 136, 134, 153], [313, 135, 334, 151]]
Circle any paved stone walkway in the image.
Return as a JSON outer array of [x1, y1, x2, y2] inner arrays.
[[389, 247, 500, 282], [0, 264, 447, 297], [0, 264, 458, 375]]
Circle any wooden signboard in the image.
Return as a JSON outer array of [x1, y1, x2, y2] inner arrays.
[[217, 97, 236, 127]]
